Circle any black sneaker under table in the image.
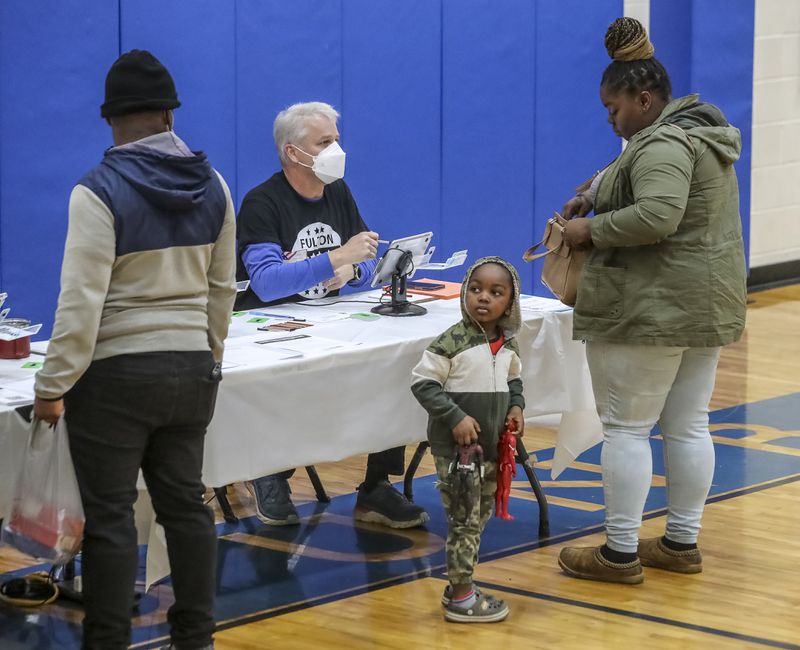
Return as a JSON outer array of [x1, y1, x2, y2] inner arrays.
[[246, 476, 300, 526], [354, 479, 430, 528]]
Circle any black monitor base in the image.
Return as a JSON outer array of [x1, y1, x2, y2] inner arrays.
[[372, 271, 428, 317], [371, 301, 427, 317]]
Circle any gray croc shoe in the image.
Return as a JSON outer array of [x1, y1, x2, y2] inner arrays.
[[441, 585, 500, 607], [444, 591, 509, 623]]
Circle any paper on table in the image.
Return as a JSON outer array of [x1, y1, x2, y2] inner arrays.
[[417, 248, 468, 270], [0, 387, 32, 407], [519, 295, 572, 313], [222, 337, 304, 365], [265, 335, 351, 355], [257, 303, 352, 323], [0, 323, 42, 341], [0, 377, 34, 406]]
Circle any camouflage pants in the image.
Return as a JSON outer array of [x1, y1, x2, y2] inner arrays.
[[434, 455, 497, 585]]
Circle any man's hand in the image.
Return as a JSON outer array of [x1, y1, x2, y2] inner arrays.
[[323, 264, 356, 291], [329, 231, 379, 268], [563, 217, 593, 250], [562, 194, 593, 220], [505, 405, 524, 436], [33, 397, 64, 426], [452, 415, 481, 447]]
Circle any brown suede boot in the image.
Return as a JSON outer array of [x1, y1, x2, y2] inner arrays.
[[638, 537, 703, 574], [558, 546, 643, 584]]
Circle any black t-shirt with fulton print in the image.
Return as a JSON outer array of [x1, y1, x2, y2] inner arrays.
[[235, 171, 369, 308]]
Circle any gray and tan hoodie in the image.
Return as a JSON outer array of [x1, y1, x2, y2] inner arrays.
[[411, 257, 525, 461], [35, 132, 237, 399]]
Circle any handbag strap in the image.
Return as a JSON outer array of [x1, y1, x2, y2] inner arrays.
[[522, 241, 556, 262], [523, 213, 566, 263]]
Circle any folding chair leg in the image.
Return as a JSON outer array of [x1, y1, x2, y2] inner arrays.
[[514, 438, 550, 537], [305, 466, 330, 503], [403, 441, 430, 501], [213, 486, 239, 524]]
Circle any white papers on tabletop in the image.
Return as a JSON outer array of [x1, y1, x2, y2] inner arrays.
[[0, 377, 35, 406], [267, 304, 352, 322], [417, 247, 468, 270], [221, 332, 353, 366], [0, 387, 32, 407], [0, 293, 6, 309], [519, 295, 572, 313], [223, 345, 303, 367], [222, 334, 304, 365], [226, 315, 268, 338], [261, 335, 349, 356], [0, 322, 42, 341]]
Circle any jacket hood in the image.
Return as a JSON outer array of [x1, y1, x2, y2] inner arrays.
[[101, 147, 215, 211], [460, 256, 523, 338], [659, 94, 742, 165]]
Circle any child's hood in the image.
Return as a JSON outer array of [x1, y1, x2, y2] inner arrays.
[[459, 256, 523, 338]]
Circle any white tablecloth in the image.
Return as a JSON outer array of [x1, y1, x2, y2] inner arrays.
[[203, 293, 600, 485]]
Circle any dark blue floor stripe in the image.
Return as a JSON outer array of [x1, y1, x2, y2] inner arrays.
[[467, 579, 800, 650]]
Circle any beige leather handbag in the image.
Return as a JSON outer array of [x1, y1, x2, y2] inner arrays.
[[522, 213, 588, 307]]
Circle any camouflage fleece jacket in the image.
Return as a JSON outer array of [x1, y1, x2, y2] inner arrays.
[[410, 257, 525, 461]]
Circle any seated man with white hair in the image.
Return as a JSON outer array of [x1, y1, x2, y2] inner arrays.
[[235, 101, 429, 529]]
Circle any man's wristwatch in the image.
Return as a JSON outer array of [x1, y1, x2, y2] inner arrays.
[[351, 264, 362, 282]]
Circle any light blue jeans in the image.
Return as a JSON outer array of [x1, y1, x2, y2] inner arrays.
[[586, 342, 721, 553]]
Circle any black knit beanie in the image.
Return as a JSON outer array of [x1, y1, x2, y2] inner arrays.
[[100, 49, 181, 118]]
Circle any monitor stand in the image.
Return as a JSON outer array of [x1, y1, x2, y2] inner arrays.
[[371, 273, 427, 317]]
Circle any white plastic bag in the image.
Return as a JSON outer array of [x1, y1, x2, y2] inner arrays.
[[1, 417, 85, 565]]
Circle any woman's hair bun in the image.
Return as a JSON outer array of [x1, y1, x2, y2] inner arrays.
[[605, 17, 655, 61]]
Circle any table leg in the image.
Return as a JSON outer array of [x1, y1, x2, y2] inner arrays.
[[515, 438, 550, 537], [305, 466, 330, 503], [213, 486, 238, 524], [403, 441, 430, 502]]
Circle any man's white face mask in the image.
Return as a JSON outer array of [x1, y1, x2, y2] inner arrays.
[[294, 141, 346, 184]]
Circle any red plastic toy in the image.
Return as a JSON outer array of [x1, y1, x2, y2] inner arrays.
[[495, 423, 517, 520]]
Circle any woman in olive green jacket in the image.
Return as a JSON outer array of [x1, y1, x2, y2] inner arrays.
[[557, 18, 746, 584]]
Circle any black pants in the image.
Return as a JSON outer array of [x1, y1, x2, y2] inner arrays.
[[65, 351, 220, 650], [272, 446, 406, 489]]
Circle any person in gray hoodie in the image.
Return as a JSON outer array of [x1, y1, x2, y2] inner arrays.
[[411, 256, 525, 623], [33, 50, 236, 650]]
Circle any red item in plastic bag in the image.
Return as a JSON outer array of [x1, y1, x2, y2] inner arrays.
[[495, 424, 517, 520], [1, 418, 85, 565], [5, 503, 83, 561]]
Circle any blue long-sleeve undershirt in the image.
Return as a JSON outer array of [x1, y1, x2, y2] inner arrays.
[[242, 242, 376, 303]]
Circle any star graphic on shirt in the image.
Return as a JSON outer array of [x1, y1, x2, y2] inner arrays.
[[313, 288, 320, 295], [314, 227, 320, 234], [306, 229, 311, 236]]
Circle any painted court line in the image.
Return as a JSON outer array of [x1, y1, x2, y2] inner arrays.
[[467, 579, 800, 650]]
